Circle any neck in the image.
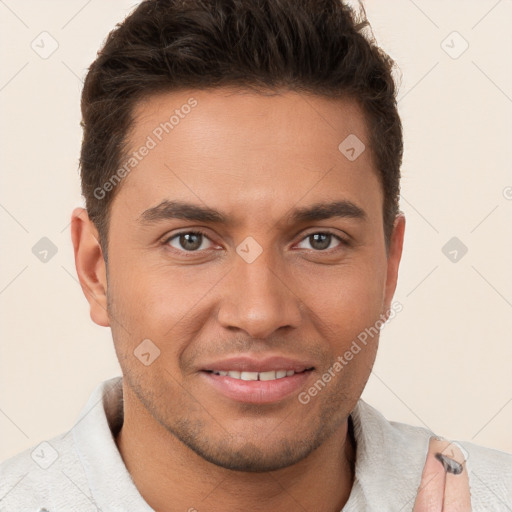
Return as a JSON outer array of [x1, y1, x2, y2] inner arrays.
[[115, 382, 356, 512]]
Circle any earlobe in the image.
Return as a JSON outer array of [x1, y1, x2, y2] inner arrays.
[[70, 207, 110, 327], [383, 213, 406, 314]]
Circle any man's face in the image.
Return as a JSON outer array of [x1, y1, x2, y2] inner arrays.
[[99, 88, 403, 472]]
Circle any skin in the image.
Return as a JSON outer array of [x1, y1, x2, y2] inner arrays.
[[71, 88, 406, 511], [413, 439, 471, 512]]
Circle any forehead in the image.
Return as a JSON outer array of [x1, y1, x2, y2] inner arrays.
[[113, 88, 382, 225]]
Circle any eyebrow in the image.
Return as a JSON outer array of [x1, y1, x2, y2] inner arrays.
[[138, 199, 367, 226]]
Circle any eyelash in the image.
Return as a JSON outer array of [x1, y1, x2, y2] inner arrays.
[[161, 229, 350, 255]]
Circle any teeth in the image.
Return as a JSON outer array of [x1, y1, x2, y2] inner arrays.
[[240, 371, 258, 381], [212, 370, 297, 381]]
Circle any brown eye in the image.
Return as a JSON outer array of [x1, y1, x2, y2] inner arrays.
[[297, 232, 346, 251], [166, 231, 212, 252]]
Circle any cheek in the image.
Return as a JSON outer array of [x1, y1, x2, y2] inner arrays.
[[107, 260, 218, 359], [302, 265, 384, 400], [293, 258, 387, 341]]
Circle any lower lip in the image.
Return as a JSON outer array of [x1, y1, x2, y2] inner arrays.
[[200, 370, 313, 404]]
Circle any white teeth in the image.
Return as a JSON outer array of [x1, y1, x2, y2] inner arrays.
[[240, 371, 259, 381], [212, 370, 296, 381]]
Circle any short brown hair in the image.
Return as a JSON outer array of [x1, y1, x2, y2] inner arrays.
[[79, 0, 402, 260]]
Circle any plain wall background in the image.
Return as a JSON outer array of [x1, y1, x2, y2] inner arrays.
[[0, 0, 511, 461]]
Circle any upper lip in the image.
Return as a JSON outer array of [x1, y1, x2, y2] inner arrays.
[[201, 355, 315, 373]]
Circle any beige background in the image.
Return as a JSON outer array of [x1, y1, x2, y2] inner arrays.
[[0, 0, 511, 462]]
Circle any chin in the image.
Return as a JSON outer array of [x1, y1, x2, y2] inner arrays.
[[190, 441, 315, 473], [171, 422, 326, 473]]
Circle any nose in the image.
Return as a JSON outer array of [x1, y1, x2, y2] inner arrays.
[[217, 249, 303, 339]]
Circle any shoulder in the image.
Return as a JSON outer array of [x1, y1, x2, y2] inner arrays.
[[390, 412, 512, 506], [0, 376, 124, 511], [458, 438, 512, 508], [352, 400, 512, 508], [0, 430, 98, 511]]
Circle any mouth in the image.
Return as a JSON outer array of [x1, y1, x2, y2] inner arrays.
[[203, 368, 314, 381], [200, 366, 315, 404]]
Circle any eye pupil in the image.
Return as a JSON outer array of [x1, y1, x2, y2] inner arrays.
[[310, 233, 331, 250], [180, 232, 202, 251]]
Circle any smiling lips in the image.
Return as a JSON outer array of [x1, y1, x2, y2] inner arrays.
[[201, 355, 315, 403]]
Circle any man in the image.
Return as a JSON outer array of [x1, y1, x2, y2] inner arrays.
[[1, 0, 511, 510]]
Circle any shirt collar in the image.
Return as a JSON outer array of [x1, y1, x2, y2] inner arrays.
[[343, 399, 431, 510], [72, 376, 153, 511]]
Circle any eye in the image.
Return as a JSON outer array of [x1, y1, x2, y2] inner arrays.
[[162, 229, 349, 255], [164, 231, 214, 252], [296, 231, 348, 251]]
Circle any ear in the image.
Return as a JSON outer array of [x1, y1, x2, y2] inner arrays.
[[382, 213, 406, 315], [70, 207, 110, 327]]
